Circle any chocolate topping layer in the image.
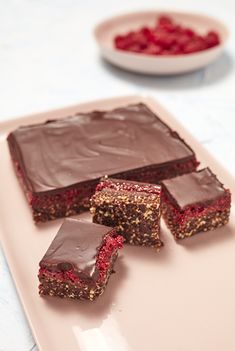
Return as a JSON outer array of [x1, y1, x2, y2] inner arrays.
[[7, 103, 195, 194], [39, 219, 113, 279], [162, 168, 226, 209]]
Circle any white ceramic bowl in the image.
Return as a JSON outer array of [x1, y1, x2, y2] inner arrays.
[[94, 10, 229, 75]]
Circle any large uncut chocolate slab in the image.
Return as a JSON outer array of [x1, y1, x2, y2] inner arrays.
[[161, 168, 231, 239], [38, 219, 123, 301], [7, 103, 198, 223], [91, 178, 163, 249]]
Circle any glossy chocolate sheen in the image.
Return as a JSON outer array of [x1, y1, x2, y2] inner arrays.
[[162, 168, 226, 209], [39, 219, 113, 280], [7, 103, 195, 194]]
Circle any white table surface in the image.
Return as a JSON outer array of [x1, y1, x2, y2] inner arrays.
[[0, 0, 235, 350]]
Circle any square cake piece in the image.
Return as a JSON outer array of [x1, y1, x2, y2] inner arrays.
[[161, 168, 231, 239], [7, 103, 198, 223], [38, 219, 123, 300], [90, 178, 163, 249]]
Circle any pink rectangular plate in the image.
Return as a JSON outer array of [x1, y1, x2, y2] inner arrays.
[[0, 95, 235, 351]]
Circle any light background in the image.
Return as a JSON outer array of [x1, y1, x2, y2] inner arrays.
[[0, 0, 234, 350]]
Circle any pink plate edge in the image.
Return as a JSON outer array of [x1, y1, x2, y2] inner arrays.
[[0, 94, 234, 351]]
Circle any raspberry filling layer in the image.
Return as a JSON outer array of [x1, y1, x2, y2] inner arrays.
[[38, 231, 124, 287], [114, 15, 220, 56]]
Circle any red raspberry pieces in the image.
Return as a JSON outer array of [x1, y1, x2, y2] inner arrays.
[[205, 31, 220, 48], [114, 15, 220, 56]]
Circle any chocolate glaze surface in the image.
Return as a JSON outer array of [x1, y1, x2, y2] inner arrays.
[[39, 219, 113, 280], [162, 168, 226, 209], [7, 103, 195, 193]]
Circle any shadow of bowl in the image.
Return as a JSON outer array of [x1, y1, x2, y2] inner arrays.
[[100, 51, 233, 90]]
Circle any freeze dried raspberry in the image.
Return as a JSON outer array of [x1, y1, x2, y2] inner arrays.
[[114, 15, 220, 55], [158, 15, 173, 27], [183, 37, 207, 54], [143, 44, 162, 55], [184, 28, 196, 38], [205, 31, 220, 48]]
